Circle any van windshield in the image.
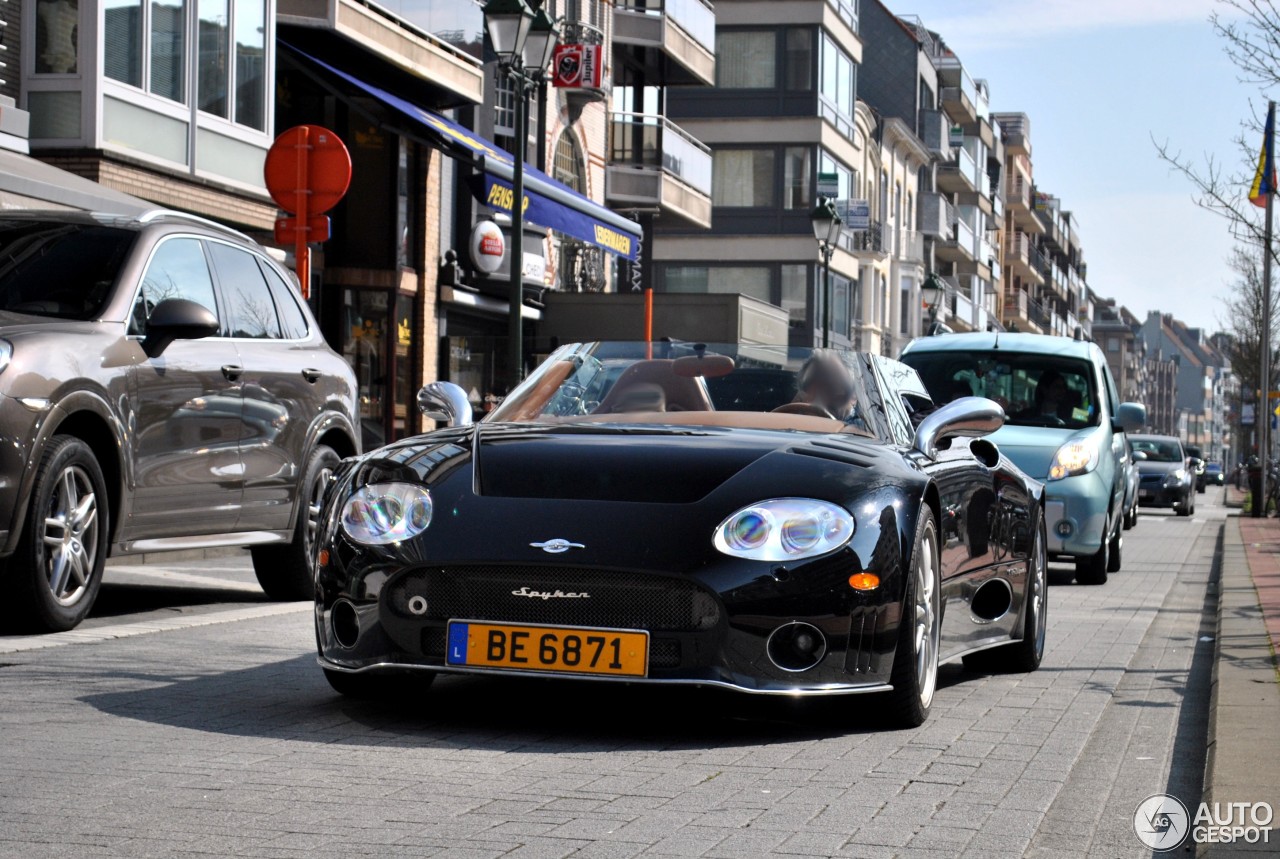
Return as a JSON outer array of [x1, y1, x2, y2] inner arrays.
[[902, 350, 1100, 430]]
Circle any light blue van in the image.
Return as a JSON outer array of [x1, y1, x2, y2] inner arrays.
[[901, 332, 1146, 585]]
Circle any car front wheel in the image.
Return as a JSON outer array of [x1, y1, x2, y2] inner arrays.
[[6, 437, 110, 632], [252, 444, 340, 600], [1075, 511, 1110, 585], [885, 508, 940, 728]]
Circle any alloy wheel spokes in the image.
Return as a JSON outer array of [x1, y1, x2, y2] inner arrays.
[[42, 465, 98, 606]]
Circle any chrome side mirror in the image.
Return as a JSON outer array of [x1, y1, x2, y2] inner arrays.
[[913, 396, 1005, 459], [417, 381, 473, 427]]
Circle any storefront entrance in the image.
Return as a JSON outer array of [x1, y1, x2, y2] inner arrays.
[[340, 287, 418, 448]]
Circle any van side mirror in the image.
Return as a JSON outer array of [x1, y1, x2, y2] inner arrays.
[[1113, 402, 1145, 433]]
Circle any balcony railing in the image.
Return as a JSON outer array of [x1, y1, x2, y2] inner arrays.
[[826, 0, 859, 33], [1008, 176, 1032, 210], [954, 146, 977, 187], [850, 219, 887, 254], [898, 229, 924, 263], [954, 219, 975, 256], [609, 111, 712, 195], [1007, 231, 1031, 264], [617, 0, 716, 53]]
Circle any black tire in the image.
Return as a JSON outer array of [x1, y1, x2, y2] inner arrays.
[[1106, 521, 1122, 573], [252, 445, 340, 600], [1123, 502, 1137, 530], [963, 516, 1047, 674], [6, 437, 110, 633], [1197, 484, 1206, 495], [323, 668, 434, 700], [885, 508, 941, 729], [1075, 512, 1109, 585]]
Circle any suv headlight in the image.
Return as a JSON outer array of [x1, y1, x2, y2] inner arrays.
[[341, 483, 433, 545], [1164, 469, 1187, 487], [1047, 434, 1102, 481], [714, 498, 854, 561]]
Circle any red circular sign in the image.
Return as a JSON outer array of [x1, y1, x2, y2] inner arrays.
[[264, 125, 352, 215]]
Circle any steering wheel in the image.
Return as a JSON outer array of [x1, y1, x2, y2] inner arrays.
[[771, 402, 835, 419]]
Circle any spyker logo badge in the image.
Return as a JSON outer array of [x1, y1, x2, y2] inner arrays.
[[530, 538, 585, 554], [512, 586, 589, 600]]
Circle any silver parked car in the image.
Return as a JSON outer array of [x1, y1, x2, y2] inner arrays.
[[0, 210, 360, 632]]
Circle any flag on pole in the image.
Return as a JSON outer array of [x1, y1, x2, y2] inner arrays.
[[1250, 102, 1277, 208]]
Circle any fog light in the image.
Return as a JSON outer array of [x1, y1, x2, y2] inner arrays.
[[1055, 520, 1074, 538], [407, 595, 429, 616], [848, 572, 880, 591]]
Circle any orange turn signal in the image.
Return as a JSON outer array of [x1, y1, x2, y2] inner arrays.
[[317, 549, 330, 567], [848, 572, 880, 591]]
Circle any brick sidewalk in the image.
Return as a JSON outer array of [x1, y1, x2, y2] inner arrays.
[[1235, 517, 1280, 661]]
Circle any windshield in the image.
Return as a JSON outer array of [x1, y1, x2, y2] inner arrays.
[[902, 349, 1100, 430], [1131, 436, 1185, 463], [0, 220, 135, 320], [486, 342, 889, 438]]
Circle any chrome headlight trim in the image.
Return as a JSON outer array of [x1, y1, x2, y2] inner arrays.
[[714, 498, 854, 562], [340, 482, 433, 545]]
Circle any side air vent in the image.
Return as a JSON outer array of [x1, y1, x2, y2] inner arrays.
[[791, 439, 876, 469]]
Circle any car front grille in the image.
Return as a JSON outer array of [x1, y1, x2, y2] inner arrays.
[[384, 566, 723, 633]]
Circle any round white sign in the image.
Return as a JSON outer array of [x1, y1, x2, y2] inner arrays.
[[470, 220, 505, 274]]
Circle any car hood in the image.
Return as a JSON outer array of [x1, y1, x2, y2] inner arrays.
[[982, 424, 1082, 480]]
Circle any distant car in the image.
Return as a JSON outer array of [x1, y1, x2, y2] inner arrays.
[[1121, 440, 1141, 530], [1204, 462, 1225, 486], [0, 209, 360, 632], [1185, 445, 1208, 493], [901, 332, 1145, 585], [314, 342, 1047, 729], [1130, 435, 1195, 516]]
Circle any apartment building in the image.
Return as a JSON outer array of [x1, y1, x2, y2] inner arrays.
[[1140, 311, 1228, 455], [1031, 189, 1093, 338], [1092, 299, 1147, 404], [860, 2, 1002, 338], [654, 0, 877, 350]]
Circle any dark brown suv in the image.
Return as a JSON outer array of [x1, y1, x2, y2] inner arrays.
[[0, 210, 359, 632]]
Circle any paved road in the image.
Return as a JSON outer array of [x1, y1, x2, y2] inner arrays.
[[0, 489, 1231, 858]]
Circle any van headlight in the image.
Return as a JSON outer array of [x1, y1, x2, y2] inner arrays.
[[1164, 469, 1187, 487], [341, 483, 433, 545], [1048, 434, 1102, 481]]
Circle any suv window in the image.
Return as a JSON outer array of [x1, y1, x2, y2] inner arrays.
[[209, 243, 282, 339], [0, 221, 134, 320], [258, 259, 309, 339], [904, 350, 1100, 430], [131, 237, 220, 335]]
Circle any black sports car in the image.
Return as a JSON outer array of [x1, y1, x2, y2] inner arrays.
[[314, 342, 1047, 727]]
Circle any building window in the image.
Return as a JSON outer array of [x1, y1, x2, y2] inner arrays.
[[1108, 337, 1120, 352], [784, 28, 813, 90], [150, 0, 187, 103], [716, 31, 775, 88], [818, 150, 852, 202], [713, 149, 775, 207], [553, 132, 585, 192], [35, 0, 81, 74], [105, 0, 143, 86], [198, 0, 230, 116], [782, 264, 808, 327], [665, 265, 773, 305], [819, 35, 855, 121], [494, 74, 516, 143], [783, 146, 811, 210], [232, 0, 266, 129]]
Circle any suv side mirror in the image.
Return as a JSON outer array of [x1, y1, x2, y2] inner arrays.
[[913, 396, 1005, 459], [418, 381, 473, 427], [1132, 450, 1147, 462], [1113, 402, 1145, 433], [142, 298, 219, 357]]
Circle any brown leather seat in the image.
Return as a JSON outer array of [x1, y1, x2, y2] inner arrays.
[[594, 359, 713, 414]]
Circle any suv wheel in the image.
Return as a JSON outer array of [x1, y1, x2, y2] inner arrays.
[[7, 437, 110, 632], [252, 445, 339, 600]]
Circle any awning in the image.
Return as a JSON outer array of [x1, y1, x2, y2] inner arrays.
[[283, 45, 642, 261]]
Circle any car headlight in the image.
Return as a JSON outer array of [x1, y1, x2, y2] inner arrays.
[[1047, 434, 1102, 481], [1164, 469, 1186, 486], [341, 482, 433, 545], [714, 498, 854, 561]]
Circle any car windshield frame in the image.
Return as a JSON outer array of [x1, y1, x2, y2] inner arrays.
[[484, 341, 908, 442], [1130, 435, 1186, 463], [902, 349, 1101, 431]]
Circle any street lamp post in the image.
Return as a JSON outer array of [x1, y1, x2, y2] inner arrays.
[[920, 272, 945, 336], [809, 198, 842, 349], [483, 0, 559, 391]]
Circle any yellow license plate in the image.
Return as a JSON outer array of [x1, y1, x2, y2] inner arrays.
[[445, 621, 649, 677]]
